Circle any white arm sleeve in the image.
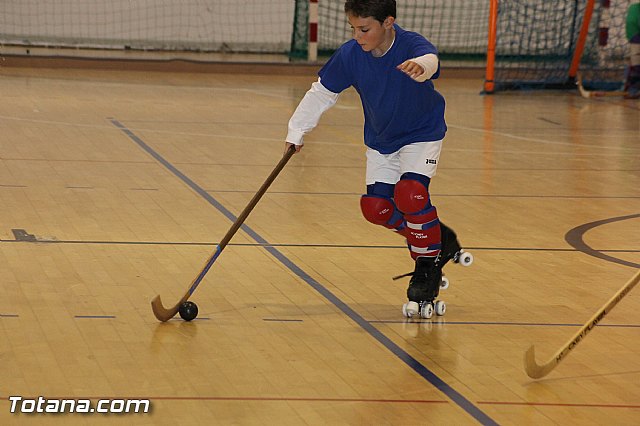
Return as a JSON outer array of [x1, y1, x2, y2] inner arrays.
[[286, 78, 339, 145], [408, 53, 439, 83]]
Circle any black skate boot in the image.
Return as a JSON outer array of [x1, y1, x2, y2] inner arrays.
[[403, 256, 444, 319], [438, 223, 474, 290], [439, 222, 473, 268]]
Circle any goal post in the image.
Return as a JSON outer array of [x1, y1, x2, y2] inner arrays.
[[485, 0, 499, 94]]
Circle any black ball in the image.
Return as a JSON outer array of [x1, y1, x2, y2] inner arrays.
[[179, 301, 198, 321]]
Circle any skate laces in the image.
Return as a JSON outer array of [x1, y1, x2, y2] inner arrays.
[[392, 271, 413, 281], [392, 256, 440, 281]]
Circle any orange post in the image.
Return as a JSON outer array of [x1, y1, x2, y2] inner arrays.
[[569, 0, 596, 79], [484, 0, 499, 93]]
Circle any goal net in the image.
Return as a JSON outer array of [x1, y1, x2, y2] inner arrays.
[[1, 0, 631, 95], [291, 1, 491, 60], [579, 0, 633, 91], [485, 0, 633, 92]]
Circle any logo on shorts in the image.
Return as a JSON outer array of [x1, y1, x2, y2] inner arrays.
[[426, 159, 437, 165]]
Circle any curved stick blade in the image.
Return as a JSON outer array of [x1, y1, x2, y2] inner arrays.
[[151, 295, 180, 322], [576, 73, 593, 99], [524, 345, 556, 379], [577, 73, 627, 98], [524, 270, 640, 379]]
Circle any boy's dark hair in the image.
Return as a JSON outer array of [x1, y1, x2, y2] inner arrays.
[[344, 0, 396, 23]]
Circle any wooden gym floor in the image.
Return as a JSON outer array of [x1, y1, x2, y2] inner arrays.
[[0, 64, 639, 425]]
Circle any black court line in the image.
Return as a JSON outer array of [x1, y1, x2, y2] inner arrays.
[[208, 189, 364, 195], [169, 317, 211, 321], [2, 236, 639, 255], [206, 190, 640, 199], [3, 184, 639, 198], [369, 320, 640, 328], [74, 315, 116, 319], [110, 118, 498, 426], [565, 214, 640, 269], [0, 158, 155, 164]]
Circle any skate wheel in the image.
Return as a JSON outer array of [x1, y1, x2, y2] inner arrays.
[[403, 301, 420, 318], [459, 251, 474, 266], [440, 276, 450, 290], [434, 300, 446, 316], [420, 302, 434, 319]]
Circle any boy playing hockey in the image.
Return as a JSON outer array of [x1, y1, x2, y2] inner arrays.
[[285, 0, 470, 318]]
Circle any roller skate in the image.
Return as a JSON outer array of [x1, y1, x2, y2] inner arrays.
[[625, 85, 640, 99], [438, 223, 473, 289], [624, 75, 640, 100], [402, 256, 445, 319]]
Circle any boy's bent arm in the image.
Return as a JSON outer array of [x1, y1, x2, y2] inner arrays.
[[286, 79, 340, 146], [397, 53, 439, 82]]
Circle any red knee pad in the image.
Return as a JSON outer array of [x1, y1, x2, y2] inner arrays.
[[394, 179, 429, 214], [360, 195, 397, 227]]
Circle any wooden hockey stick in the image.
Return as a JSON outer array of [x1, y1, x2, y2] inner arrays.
[[524, 269, 640, 379], [151, 145, 296, 322], [577, 72, 627, 98]]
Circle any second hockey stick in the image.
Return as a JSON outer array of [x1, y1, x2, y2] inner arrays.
[[577, 72, 628, 99], [524, 268, 640, 379], [151, 145, 296, 322]]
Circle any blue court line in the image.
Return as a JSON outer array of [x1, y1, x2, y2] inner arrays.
[[110, 118, 498, 426]]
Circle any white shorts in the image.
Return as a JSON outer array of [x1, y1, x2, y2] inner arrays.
[[365, 140, 443, 185]]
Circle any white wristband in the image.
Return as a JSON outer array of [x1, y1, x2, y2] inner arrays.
[[408, 53, 439, 82]]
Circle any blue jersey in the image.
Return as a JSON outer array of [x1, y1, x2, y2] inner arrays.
[[318, 24, 446, 155]]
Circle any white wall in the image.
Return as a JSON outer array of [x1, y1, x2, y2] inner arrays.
[[0, 0, 295, 52]]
